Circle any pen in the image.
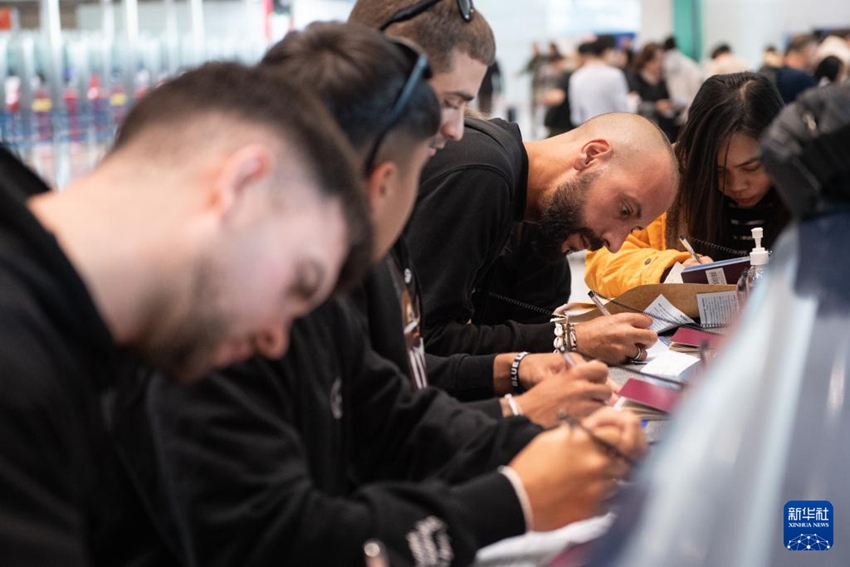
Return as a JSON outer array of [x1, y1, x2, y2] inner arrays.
[[557, 410, 637, 467], [679, 235, 704, 264], [561, 349, 580, 368], [588, 290, 612, 316]]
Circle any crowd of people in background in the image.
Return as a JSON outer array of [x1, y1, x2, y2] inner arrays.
[[521, 30, 849, 142]]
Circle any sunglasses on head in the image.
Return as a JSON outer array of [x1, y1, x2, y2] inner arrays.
[[379, 0, 474, 32], [364, 39, 432, 173]]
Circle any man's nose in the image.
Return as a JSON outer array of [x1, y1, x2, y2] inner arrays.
[[605, 230, 628, 253], [441, 110, 465, 142]]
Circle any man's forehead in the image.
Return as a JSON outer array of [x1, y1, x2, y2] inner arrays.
[[429, 51, 487, 86]]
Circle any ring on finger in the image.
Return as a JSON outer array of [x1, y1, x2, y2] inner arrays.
[[628, 345, 645, 363]]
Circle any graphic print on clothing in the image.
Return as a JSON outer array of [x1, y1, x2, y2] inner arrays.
[[387, 255, 428, 390]]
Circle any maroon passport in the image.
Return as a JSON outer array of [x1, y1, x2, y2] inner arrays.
[[618, 379, 682, 414]]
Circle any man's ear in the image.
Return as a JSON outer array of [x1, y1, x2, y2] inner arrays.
[[364, 160, 398, 218], [572, 139, 612, 171], [210, 144, 275, 220]]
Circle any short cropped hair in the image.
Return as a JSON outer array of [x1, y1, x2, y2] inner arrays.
[[261, 22, 439, 162], [113, 62, 373, 290], [348, 0, 495, 73]]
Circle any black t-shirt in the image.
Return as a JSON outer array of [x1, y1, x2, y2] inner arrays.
[[405, 118, 558, 357]]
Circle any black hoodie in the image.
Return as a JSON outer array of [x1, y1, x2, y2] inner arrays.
[[0, 147, 175, 566], [131, 296, 541, 567], [404, 118, 565, 357]]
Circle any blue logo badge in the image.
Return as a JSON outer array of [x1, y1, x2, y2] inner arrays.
[[784, 500, 833, 551]]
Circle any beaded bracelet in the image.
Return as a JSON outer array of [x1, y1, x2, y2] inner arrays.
[[552, 315, 578, 354]]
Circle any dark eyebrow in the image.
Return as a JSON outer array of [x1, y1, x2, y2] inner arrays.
[[445, 90, 475, 103], [718, 155, 760, 170], [732, 156, 760, 168]]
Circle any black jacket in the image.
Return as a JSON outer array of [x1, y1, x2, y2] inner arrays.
[[353, 240, 502, 410], [136, 297, 541, 567], [0, 147, 174, 566], [405, 118, 565, 356]]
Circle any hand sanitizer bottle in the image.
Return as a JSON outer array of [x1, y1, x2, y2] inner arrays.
[[736, 227, 769, 305]]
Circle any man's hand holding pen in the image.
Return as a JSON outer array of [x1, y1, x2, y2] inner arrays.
[[507, 354, 616, 428], [506, 407, 646, 531]]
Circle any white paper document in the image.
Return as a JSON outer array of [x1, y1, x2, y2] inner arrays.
[[662, 262, 685, 284], [642, 350, 701, 382], [697, 291, 739, 328], [644, 294, 696, 333]]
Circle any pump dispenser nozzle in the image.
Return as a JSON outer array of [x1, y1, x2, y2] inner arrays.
[[749, 227, 769, 266]]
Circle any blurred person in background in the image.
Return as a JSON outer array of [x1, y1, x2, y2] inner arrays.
[[704, 42, 750, 77], [569, 37, 630, 126], [775, 34, 819, 103], [814, 55, 846, 86], [477, 59, 502, 116], [539, 43, 591, 137], [628, 42, 680, 141], [662, 36, 704, 121]]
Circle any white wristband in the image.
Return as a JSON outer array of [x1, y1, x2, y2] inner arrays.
[[498, 466, 534, 533], [504, 393, 523, 416]]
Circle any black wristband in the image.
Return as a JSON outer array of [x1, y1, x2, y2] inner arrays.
[[510, 351, 529, 393]]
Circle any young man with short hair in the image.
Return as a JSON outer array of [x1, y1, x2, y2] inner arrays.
[[0, 62, 370, 565], [124, 23, 645, 567], [350, 0, 493, 147]]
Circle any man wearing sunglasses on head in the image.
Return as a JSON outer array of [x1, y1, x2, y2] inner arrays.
[[118, 23, 646, 567], [350, 0, 488, 150], [351, 0, 616, 429]]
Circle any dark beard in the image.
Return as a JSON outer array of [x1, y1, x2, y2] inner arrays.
[[134, 254, 229, 384], [533, 172, 605, 261]]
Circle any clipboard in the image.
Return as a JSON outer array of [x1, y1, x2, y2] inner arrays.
[[571, 283, 736, 323]]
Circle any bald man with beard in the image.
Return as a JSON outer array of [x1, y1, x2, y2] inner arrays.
[[405, 113, 678, 373]]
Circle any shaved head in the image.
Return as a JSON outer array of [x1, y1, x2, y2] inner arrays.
[[529, 112, 678, 257], [578, 112, 678, 180]]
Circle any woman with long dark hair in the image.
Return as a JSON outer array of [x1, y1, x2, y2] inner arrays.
[[585, 71, 790, 297]]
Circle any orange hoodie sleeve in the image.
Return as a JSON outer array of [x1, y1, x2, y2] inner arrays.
[[583, 213, 694, 297]]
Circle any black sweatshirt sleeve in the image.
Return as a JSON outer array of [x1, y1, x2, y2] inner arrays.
[[145, 302, 541, 567], [424, 351, 497, 401], [406, 167, 554, 356], [0, 327, 87, 566], [349, 347, 541, 486]]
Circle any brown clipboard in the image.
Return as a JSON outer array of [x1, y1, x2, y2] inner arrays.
[[571, 283, 736, 322]]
